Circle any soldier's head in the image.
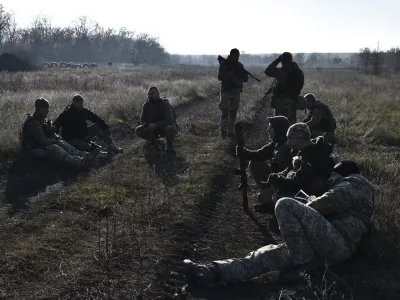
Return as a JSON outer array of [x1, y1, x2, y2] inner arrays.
[[34, 97, 50, 117], [281, 52, 293, 69], [147, 87, 160, 102], [286, 122, 311, 150], [72, 94, 84, 111], [267, 116, 290, 143], [228, 48, 240, 62], [304, 93, 317, 110], [329, 160, 360, 186]]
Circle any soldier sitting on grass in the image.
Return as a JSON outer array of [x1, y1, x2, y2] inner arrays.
[[20, 98, 98, 169], [183, 160, 375, 286]]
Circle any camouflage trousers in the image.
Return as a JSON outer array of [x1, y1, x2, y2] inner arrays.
[[249, 161, 272, 190], [219, 89, 241, 133], [28, 139, 87, 168], [273, 95, 297, 125], [213, 198, 352, 283], [67, 124, 113, 151], [135, 123, 177, 147]]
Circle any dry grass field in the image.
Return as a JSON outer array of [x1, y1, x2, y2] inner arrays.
[[0, 65, 399, 299]]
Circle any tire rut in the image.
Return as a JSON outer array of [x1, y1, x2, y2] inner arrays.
[[149, 95, 284, 299]]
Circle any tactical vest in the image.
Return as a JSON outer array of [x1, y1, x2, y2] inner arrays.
[[310, 101, 337, 132]]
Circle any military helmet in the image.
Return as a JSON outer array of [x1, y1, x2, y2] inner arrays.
[[287, 122, 311, 140], [35, 97, 50, 108]]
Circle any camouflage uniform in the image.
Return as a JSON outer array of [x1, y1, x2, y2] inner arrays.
[[260, 134, 334, 207], [217, 58, 249, 136], [265, 57, 304, 125], [303, 100, 337, 144], [20, 114, 89, 168], [241, 116, 291, 189], [213, 174, 375, 283], [135, 98, 178, 149]]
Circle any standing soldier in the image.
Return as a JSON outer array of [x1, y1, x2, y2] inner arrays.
[[303, 93, 337, 145], [217, 48, 249, 139], [264, 52, 304, 124]]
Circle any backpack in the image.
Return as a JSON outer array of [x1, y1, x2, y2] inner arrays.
[[314, 101, 337, 131], [162, 98, 177, 123]]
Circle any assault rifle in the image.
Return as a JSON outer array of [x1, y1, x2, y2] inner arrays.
[[217, 55, 261, 82], [235, 122, 269, 235], [262, 79, 277, 99]]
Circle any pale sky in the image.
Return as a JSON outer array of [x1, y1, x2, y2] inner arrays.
[[1, 0, 399, 55]]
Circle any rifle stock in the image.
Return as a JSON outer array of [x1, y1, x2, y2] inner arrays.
[[218, 55, 261, 83]]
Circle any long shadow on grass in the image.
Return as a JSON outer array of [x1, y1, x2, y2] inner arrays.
[[3, 151, 111, 214], [143, 144, 188, 186]]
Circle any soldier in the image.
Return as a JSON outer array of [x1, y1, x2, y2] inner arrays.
[[183, 160, 375, 286], [258, 123, 334, 212], [54, 94, 123, 155], [264, 52, 304, 125], [303, 93, 337, 144], [135, 87, 178, 154], [19, 98, 97, 168], [236, 116, 291, 194], [217, 48, 249, 138]]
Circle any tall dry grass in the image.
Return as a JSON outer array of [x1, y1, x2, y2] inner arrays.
[[0, 66, 220, 160]]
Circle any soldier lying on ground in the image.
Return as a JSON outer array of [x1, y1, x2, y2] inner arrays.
[[264, 52, 304, 125], [19, 98, 99, 168], [217, 48, 249, 139], [258, 122, 334, 213], [183, 160, 375, 286], [54, 94, 123, 156], [302, 93, 337, 145], [235, 116, 292, 211], [135, 87, 178, 154]]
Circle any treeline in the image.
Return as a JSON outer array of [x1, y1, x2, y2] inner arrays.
[[169, 53, 356, 67], [0, 4, 168, 65], [358, 47, 400, 75]]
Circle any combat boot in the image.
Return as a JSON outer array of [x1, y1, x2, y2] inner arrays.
[[107, 141, 123, 154], [183, 259, 221, 286]]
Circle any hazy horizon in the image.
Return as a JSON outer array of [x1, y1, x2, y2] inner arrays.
[[1, 0, 399, 55]]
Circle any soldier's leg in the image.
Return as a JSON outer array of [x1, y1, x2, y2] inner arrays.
[[56, 139, 88, 157], [274, 197, 352, 266], [248, 161, 271, 189], [273, 96, 291, 120], [165, 124, 177, 151], [67, 138, 92, 152], [213, 243, 292, 283], [219, 92, 231, 138], [228, 92, 241, 135], [30, 144, 85, 168], [87, 124, 122, 153], [135, 125, 156, 141]]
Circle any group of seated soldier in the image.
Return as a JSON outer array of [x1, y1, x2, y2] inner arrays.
[[20, 86, 177, 169]]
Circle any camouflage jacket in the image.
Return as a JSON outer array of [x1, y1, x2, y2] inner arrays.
[[20, 114, 56, 151], [140, 98, 175, 128], [218, 58, 249, 92], [303, 100, 336, 133], [307, 174, 375, 252], [242, 141, 292, 173], [268, 136, 333, 195]]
